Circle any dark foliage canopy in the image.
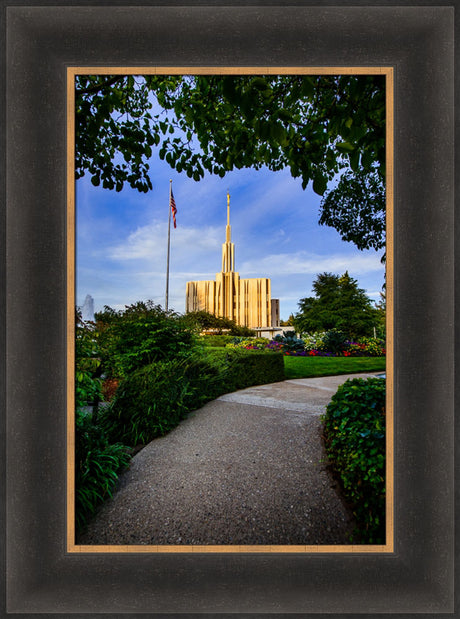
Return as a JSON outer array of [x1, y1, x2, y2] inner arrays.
[[75, 74, 386, 251]]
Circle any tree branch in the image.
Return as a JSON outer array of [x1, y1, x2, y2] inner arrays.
[[76, 76, 124, 96]]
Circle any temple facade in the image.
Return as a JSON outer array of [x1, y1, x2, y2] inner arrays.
[[185, 192, 280, 331]]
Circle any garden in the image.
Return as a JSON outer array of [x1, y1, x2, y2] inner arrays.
[[75, 303, 386, 544]]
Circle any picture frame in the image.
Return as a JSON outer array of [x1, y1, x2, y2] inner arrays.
[[69, 64, 393, 555], [4, 3, 455, 614]]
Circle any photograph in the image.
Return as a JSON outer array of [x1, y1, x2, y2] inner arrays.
[[4, 4, 454, 615], [71, 69, 391, 551]]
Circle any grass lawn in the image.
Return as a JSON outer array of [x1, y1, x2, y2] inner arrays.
[[283, 356, 386, 379]]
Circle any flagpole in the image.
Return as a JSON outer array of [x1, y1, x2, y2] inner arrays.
[[165, 179, 172, 312]]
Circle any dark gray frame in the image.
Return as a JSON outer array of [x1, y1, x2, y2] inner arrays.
[[4, 3, 455, 615]]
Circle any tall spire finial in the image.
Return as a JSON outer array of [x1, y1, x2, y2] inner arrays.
[[227, 190, 230, 226], [223, 190, 234, 271]]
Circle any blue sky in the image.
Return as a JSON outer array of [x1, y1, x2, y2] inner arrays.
[[76, 153, 385, 321]]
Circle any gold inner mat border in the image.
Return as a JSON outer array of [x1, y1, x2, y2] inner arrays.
[[67, 66, 394, 554]]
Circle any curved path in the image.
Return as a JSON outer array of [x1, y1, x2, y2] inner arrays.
[[78, 373, 380, 546]]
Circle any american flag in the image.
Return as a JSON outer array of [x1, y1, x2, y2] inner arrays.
[[170, 189, 177, 228]]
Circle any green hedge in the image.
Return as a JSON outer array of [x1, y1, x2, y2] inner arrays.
[[199, 334, 236, 347], [102, 349, 285, 447], [322, 377, 386, 544], [208, 348, 285, 391]]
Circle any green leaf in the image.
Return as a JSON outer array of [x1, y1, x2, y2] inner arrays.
[[277, 108, 292, 122], [312, 171, 327, 196], [300, 76, 316, 98], [222, 77, 238, 104], [270, 122, 287, 145], [349, 149, 360, 172], [361, 148, 374, 169], [336, 142, 355, 153], [252, 77, 269, 91]]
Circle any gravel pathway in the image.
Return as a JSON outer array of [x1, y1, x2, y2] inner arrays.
[[77, 373, 379, 546]]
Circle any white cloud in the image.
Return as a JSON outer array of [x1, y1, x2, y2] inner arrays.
[[239, 251, 383, 277], [76, 162, 386, 320], [108, 222, 221, 268]]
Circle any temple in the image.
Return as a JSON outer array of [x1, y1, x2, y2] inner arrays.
[[185, 192, 280, 332]]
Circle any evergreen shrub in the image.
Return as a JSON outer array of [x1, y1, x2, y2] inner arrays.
[[322, 377, 386, 544], [199, 334, 235, 347], [207, 348, 285, 391]]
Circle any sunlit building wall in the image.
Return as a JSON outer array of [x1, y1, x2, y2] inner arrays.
[[185, 193, 280, 330]]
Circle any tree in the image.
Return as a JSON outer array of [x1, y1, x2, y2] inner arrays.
[[293, 272, 379, 339], [280, 314, 295, 326], [319, 168, 385, 251], [184, 310, 255, 336], [374, 289, 386, 338], [75, 74, 386, 249]]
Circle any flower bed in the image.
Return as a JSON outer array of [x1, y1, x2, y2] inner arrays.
[[225, 332, 385, 357]]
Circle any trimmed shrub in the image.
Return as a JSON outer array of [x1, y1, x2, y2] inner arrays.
[[322, 377, 386, 544], [75, 409, 131, 533], [199, 334, 235, 347], [181, 355, 226, 409], [207, 348, 285, 391], [103, 349, 285, 447]]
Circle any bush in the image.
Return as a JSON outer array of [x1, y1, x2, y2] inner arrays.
[[199, 334, 235, 347], [75, 312, 102, 408], [322, 377, 386, 544], [95, 301, 197, 378], [207, 348, 285, 392], [101, 377, 120, 402], [320, 329, 348, 354], [102, 355, 223, 446], [303, 331, 327, 351], [75, 409, 131, 533], [358, 337, 386, 357], [103, 359, 190, 446], [226, 337, 270, 350], [345, 337, 385, 357], [184, 310, 255, 336], [180, 354, 227, 409], [273, 331, 305, 352], [103, 348, 285, 447]]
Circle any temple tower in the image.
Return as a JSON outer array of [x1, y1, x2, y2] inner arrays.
[[215, 192, 239, 321], [185, 192, 279, 330]]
